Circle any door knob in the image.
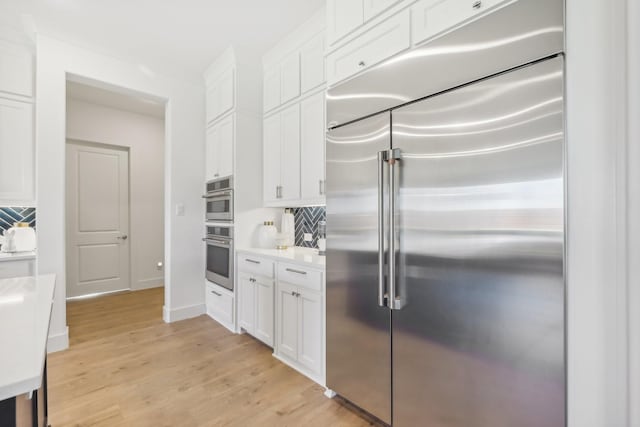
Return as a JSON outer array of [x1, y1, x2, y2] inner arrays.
[[117, 235, 128, 241]]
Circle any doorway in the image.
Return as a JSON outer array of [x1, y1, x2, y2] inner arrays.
[[66, 141, 131, 297], [64, 79, 166, 333]]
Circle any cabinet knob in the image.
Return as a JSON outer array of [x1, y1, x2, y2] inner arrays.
[[472, 1, 482, 9], [358, 61, 366, 67]]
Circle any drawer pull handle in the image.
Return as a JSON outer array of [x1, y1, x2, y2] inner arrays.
[[286, 268, 307, 275], [246, 259, 261, 264], [472, 1, 482, 9], [211, 290, 222, 297], [358, 61, 366, 67]]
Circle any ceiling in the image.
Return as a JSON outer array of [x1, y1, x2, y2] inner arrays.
[[66, 81, 166, 118], [1, 0, 324, 82]]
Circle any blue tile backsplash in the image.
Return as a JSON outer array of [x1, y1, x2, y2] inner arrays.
[[293, 207, 326, 248], [0, 207, 36, 234]]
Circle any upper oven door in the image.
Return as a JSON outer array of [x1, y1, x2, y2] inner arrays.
[[205, 190, 234, 221], [205, 237, 234, 291]]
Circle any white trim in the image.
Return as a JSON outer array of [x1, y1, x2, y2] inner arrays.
[[324, 388, 336, 399], [133, 277, 164, 291], [566, 0, 630, 425], [627, 0, 640, 424], [47, 327, 69, 353], [162, 303, 205, 323]]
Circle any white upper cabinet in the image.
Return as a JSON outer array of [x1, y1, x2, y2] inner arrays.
[[217, 114, 234, 178], [0, 98, 34, 204], [205, 114, 234, 180], [280, 52, 301, 104], [327, 0, 364, 46], [412, 0, 508, 45], [300, 34, 326, 93], [279, 104, 301, 202], [327, 9, 411, 86], [264, 68, 281, 112], [364, 0, 404, 21], [300, 92, 326, 202], [263, 113, 282, 204], [0, 41, 33, 98], [205, 124, 220, 181], [206, 68, 235, 124]]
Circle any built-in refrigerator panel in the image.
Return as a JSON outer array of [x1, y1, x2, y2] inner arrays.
[[391, 57, 565, 427], [326, 112, 392, 425]]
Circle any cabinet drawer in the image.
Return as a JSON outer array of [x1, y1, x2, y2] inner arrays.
[[327, 9, 411, 86], [206, 282, 234, 325], [412, 0, 506, 46], [277, 263, 323, 292], [238, 255, 275, 279]]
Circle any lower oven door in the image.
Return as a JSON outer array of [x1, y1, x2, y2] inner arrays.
[[205, 238, 234, 291]]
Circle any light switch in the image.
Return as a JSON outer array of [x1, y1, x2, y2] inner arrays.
[[176, 204, 185, 216], [304, 233, 313, 242]]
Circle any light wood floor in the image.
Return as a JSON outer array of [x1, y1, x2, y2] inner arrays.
[[48, 287, 382, 427]]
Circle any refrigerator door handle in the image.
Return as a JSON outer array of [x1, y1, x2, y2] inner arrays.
[[388, 148, 403, 310], [377, 150, 388, 307]]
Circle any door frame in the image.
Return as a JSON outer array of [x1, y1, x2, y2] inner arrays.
[[65, 139, 132, 299]]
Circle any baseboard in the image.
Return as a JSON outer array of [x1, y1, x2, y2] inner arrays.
[[47, 327, 69, 353], [132, 277, 164, 291], [163, 303, 205, 323]]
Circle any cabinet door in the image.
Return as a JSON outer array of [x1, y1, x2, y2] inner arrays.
[[280, 52, 301, 104], [263, 113, 282, 204], [327, 0, 364, 46], [217, 114, 234, 178], [298, 288, 323, 376], [238, 274, 256, 334], [411, 0, 505, 45], [279, 104, 301, 202], [300, 92, 326, 201], [327, 9, 411, 86], [300, 34, 326, 93], [205, 124, 219, 180], [206, 85, 219, 124], [218, 68, 235, 118], [277, 281, 299, 361], [264, 67, 281, 112], [0, 41, 33, 97], [254, 277, 274, 347], [0, 98, 33, 203], [363, 0, 403, 21]]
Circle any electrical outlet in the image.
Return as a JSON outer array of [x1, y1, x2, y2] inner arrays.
[[304, 233, 313, 242]]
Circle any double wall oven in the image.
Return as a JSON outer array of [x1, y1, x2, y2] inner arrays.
[[204, 176, 234, 291]]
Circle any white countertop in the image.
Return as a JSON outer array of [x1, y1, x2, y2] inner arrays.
[[237, 246, 325, 269], [0, 251, 36, 262], [0, 274, 55, 401]]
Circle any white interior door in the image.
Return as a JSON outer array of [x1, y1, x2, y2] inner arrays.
[[66, 141, 130, 298]]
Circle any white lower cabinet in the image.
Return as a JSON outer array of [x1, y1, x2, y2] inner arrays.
[[236, 251, 325, 385], [0, 259, 35, 279], [205, 281, 235, 332], [238, 271, 274, 347], [275, 263, 324, 383]]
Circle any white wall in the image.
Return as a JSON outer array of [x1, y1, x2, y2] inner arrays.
[[66, 99, 165, 291], [566, 0, 631, 425], [36, 34, 206, 352]]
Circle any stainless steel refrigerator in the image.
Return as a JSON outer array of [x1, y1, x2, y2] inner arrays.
[[325, 0, 566, 426]]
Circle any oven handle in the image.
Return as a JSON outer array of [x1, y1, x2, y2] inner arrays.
[[203, 238, 231, 246], [202, 190, 233, 199]]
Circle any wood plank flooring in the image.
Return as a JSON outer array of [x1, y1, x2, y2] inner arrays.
[[48, 287, 381, 427]]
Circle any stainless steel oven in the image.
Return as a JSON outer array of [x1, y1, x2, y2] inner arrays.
[[204, 176, 233, 222], [203, 225, 234, 291]]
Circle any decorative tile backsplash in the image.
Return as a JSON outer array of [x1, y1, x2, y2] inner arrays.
[[0, 207, 36, 234], [293, 207, 326, 248]]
